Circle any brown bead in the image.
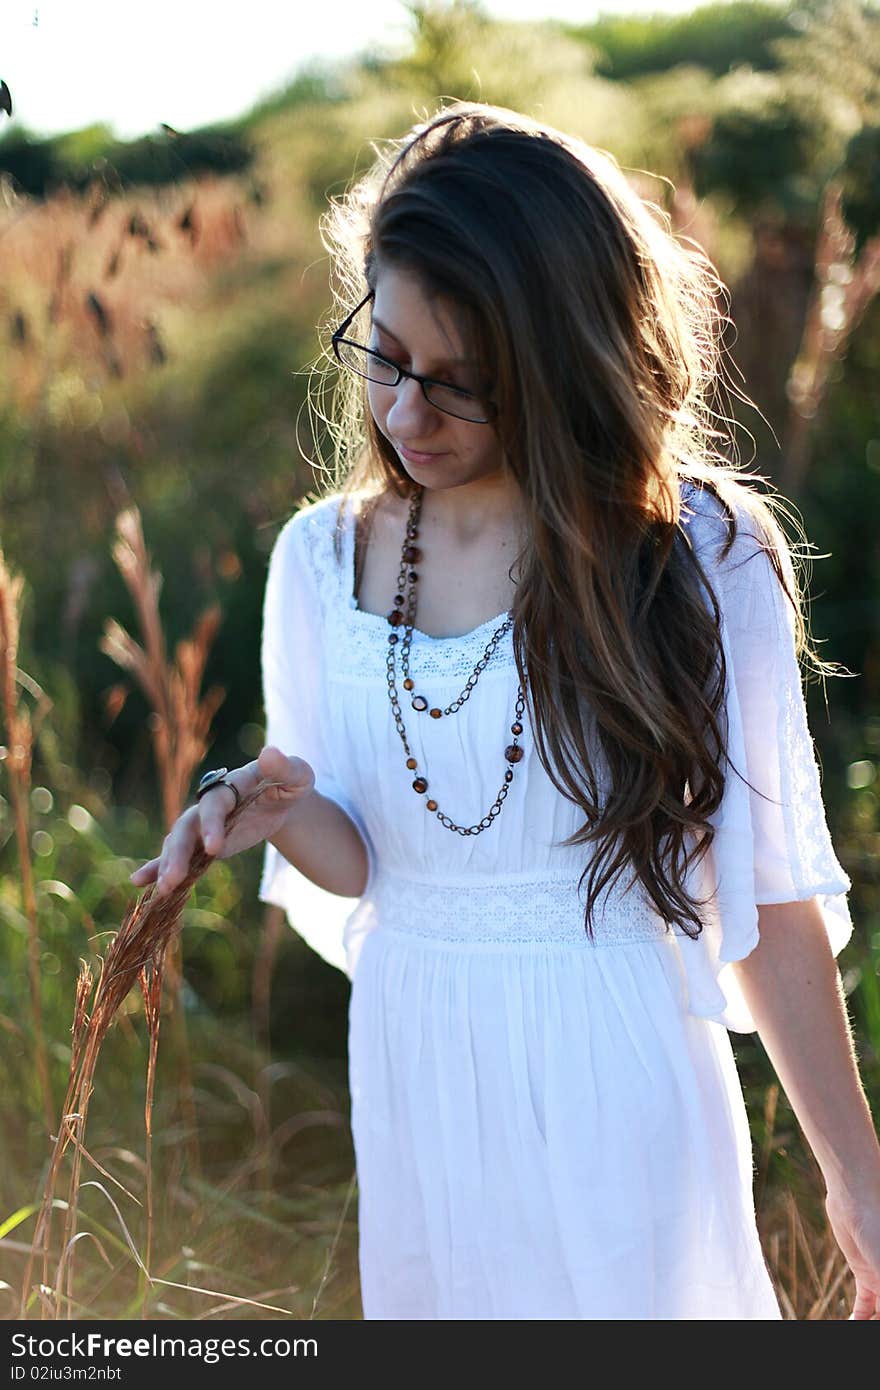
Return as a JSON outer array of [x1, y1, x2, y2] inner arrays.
[[403, 545, 421, 564], [429, 708, 442, 719], [403, 678, 414, 691], [413, 777, 428, 794], [389, 633, 399, 644], [505, 770, 514, 782], [388, 609, 405, 627], [505, 744, 524, 764], [426, 799, 438, 811], [406, 757, 417, 770], [511, 722, 523, 735], [412, 696, 428, 711]]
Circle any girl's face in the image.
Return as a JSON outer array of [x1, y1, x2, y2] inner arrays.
[[366, 264, 506, 495]]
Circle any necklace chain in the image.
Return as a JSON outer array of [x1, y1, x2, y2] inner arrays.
[[383, 484, 528, 835]]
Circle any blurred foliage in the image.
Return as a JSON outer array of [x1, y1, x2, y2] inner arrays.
[[0, 0, 878, 1318], [382, 0, 600, 109], [689, 92, 842, 222], [778, 286, 880, 1070], [564, 0, 800, 80], [840, 125, 880, 256], [688, 0, 880, 224], [0, 121, 254, 198], [767, 0, 880, 126], [230, 59, 355, 131]]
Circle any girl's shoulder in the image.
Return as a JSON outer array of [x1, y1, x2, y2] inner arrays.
[[281, 488, 389, 540], [264, 495, 348, 616], [269, 488, 394, 603], [270, 490, 354, 567], [279, 490, 346, 541], [678, 475, 801, 647], [678, 475, 787, 576]]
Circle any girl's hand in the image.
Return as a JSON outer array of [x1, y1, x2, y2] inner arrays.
[[825, 1185, 880, 1319], [129, 745, 315, 898]]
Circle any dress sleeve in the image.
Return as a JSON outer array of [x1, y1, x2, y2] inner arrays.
[[257, 506, 377, 977], [675, 492, 853, 1033]]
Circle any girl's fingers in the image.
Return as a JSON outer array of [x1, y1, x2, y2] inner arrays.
[[199, 783, 241, 854], [130, 857, 160, 885], [198, 759, 268, 851], [131, 793, 228, 899], [131, 755, 299, 896], [197, 754, 306, 852], [152, 806, 201, 896]]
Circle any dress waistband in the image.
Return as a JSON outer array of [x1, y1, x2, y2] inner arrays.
[[365, 866, 683, 948]]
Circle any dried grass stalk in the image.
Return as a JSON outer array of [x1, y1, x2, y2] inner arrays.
[[21, 778, 286, 1320], [100, 502, 226, 1192], [101, 507, 225, 829], [0, 547, 54, 1134]]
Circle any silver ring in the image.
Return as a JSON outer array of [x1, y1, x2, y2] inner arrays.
[[195, 768, 241, 811]]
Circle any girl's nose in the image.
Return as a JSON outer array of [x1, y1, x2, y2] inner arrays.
[[384, 376, 440, 438]]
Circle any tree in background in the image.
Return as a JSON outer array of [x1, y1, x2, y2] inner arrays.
[[686, 0, 880, 492]]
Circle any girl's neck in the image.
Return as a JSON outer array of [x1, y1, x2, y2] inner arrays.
[[416, 476, 526, 548]]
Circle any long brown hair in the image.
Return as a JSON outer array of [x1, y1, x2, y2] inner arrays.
[[311, 100, 838, 940]]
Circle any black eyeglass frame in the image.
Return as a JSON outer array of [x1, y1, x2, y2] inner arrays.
[[330, 290, 498, 425]]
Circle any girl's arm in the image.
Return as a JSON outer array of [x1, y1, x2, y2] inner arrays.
[[268, 786, 370, 900], [730, 898, 880, 1318]]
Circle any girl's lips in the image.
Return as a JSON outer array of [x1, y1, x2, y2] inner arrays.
[[398, 444, 446, 464]]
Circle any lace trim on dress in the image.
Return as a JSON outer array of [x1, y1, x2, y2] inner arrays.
[[366, 867, 688, 947]]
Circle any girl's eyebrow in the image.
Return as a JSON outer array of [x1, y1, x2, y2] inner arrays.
[[371, 314, 479, 368]]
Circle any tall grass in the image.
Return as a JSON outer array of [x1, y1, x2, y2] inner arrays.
[[750, 1080, 854, 1319], [20, 774, 285, 1318], [101, 501, 226, 1188], [100, 505, 225, 832], [0, 550, 54, 1134]]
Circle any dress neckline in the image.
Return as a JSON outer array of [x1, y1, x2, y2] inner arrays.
[[337, 479, 702, 643], [340, 494, 513, 645]]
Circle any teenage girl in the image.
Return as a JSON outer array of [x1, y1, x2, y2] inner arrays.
[[131, 103, 880, 1319]]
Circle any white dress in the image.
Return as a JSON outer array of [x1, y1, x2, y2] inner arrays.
[[258, 480, 853, 1320]]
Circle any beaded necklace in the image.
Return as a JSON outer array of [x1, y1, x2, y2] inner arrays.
[[381, 484, 528, 836]]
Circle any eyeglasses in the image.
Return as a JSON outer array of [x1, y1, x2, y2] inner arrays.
[[331, 290, 497, 424]]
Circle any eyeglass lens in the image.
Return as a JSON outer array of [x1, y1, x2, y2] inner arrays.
[[335, 340, 491, 422]]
